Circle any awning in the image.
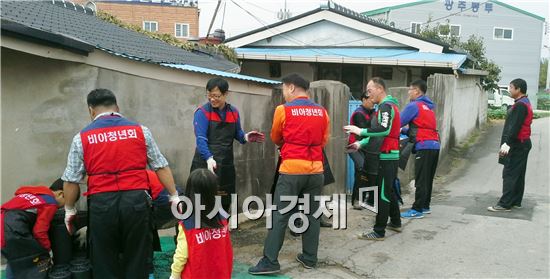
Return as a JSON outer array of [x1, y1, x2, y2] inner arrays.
[[160, 64, 281, 85], [236, 47, 468, 69]]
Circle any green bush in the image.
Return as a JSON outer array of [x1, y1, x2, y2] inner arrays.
[[489, 107, 550, 120], [537, 94, 550, 111], [534, 111, 550, 119], [488, 107, 507, 120]]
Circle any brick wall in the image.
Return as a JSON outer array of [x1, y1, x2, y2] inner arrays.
[[74, 1, 199, 41]]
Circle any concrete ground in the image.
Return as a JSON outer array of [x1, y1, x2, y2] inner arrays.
[[2, 118, 547, 279], [232, 117, 550, 278]]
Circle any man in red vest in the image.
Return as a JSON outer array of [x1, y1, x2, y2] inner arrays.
[[249, 73, 330, 274], [399, 80, 440, 219], [489, 78, 533, 212], [61, 89, 178, 278], [348, 93, 382, 209], [345, 77, 402, 240]]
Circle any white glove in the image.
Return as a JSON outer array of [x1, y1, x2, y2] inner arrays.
[[343, 125, 363, 136], [346, 141, 361, 153], [207, 157, 217, 173], [499, 143, 510, 156], [169, 275, 180, 279], [169, 191, 182, 214], [64, 206, 77, 235], [74, 227, 87, 248], [49, 250, 54, 259]]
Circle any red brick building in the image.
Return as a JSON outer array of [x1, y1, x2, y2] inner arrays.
[[75, 0, 199, 41]]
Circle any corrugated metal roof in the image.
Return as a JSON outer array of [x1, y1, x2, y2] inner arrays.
[[160, 64, 281, 85], [236, 48, 468, 69]]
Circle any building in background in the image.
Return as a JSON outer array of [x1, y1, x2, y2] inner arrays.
[[225, 1, 474, 99], [74, 0, 199, 41], [363, 0, 545, 107]]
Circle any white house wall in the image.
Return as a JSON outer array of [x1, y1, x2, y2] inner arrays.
[[248, 20, 407, 48]]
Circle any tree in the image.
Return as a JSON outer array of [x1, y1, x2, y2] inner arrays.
[[418, 19, 501, 91], [540, 58, 548, 89]]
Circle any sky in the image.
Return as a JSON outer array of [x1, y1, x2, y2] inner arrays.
[[197, 0, 550, 57]]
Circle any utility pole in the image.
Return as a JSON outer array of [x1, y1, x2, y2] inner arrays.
[[545, 21, 549, 90], [207, 0, 222, 38]]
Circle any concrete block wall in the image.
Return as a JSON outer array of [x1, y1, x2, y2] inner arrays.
[[309, 81, 350, 195], [0, 48, 276, 204]]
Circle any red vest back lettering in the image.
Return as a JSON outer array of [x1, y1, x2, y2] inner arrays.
[[182, 219, 233, 279], [281, 99, 328, 162], [81, 116, 148, 195]]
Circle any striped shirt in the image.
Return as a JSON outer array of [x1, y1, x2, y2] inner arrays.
[[61, 112, 169, 183]]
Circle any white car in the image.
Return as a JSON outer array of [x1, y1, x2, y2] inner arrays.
[[488, 87, 514, 110]]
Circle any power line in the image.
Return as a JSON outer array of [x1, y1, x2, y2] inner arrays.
[[232, 1, 489, 51], [241, 0, 278, 15]]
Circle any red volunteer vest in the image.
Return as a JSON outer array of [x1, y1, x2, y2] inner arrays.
[[515, 97, 533, 141], [379, 103, 401, 152], [281, 97, 328, 162], [411, 101, 439, 142], [81, 115, 148, 195], [1, 186, 57, 249], [182, 218, 233, 279], [349, 107, 371, 144]]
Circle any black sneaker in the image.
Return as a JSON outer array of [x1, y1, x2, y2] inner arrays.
[[386, 223, 402, 233], [487, 205, 511, 212], [296, 253, 316, 269], [358, 231, 384, 241], [248, 257, 281, 275]]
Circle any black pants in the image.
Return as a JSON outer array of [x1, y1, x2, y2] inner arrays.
[[264, 174, 323, 265], [412, 149, 439, 212], [498, 141, 531, 208], [350, 151, 367, 205], [88, 190, 152, 279], [373, 160, 401, 236], [1, 210, 50, 279]]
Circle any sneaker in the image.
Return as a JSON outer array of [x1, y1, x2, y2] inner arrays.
[[422, 208, 432, 214], [386, 223, 402, 233], [512, 204, 522, 209], [401, 209, 424, 219], [248, 257, 281, 275], [358, 231, 384, 241], [296, 253, 316, 269], [487, 205, 511, 212]]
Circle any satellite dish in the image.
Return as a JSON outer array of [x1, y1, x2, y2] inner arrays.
[[85, 1, 96, 12]]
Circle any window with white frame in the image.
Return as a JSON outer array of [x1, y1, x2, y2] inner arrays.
[[175, 23, 189, 38], [143, 21, 158, 32], [494, 27, 513, 40], [410, 22, 422, 34], [439, 24, 460, 37]]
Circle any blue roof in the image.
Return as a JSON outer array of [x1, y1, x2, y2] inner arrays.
[[160, 64, 281, 85], [236, 48, 467, 68]]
